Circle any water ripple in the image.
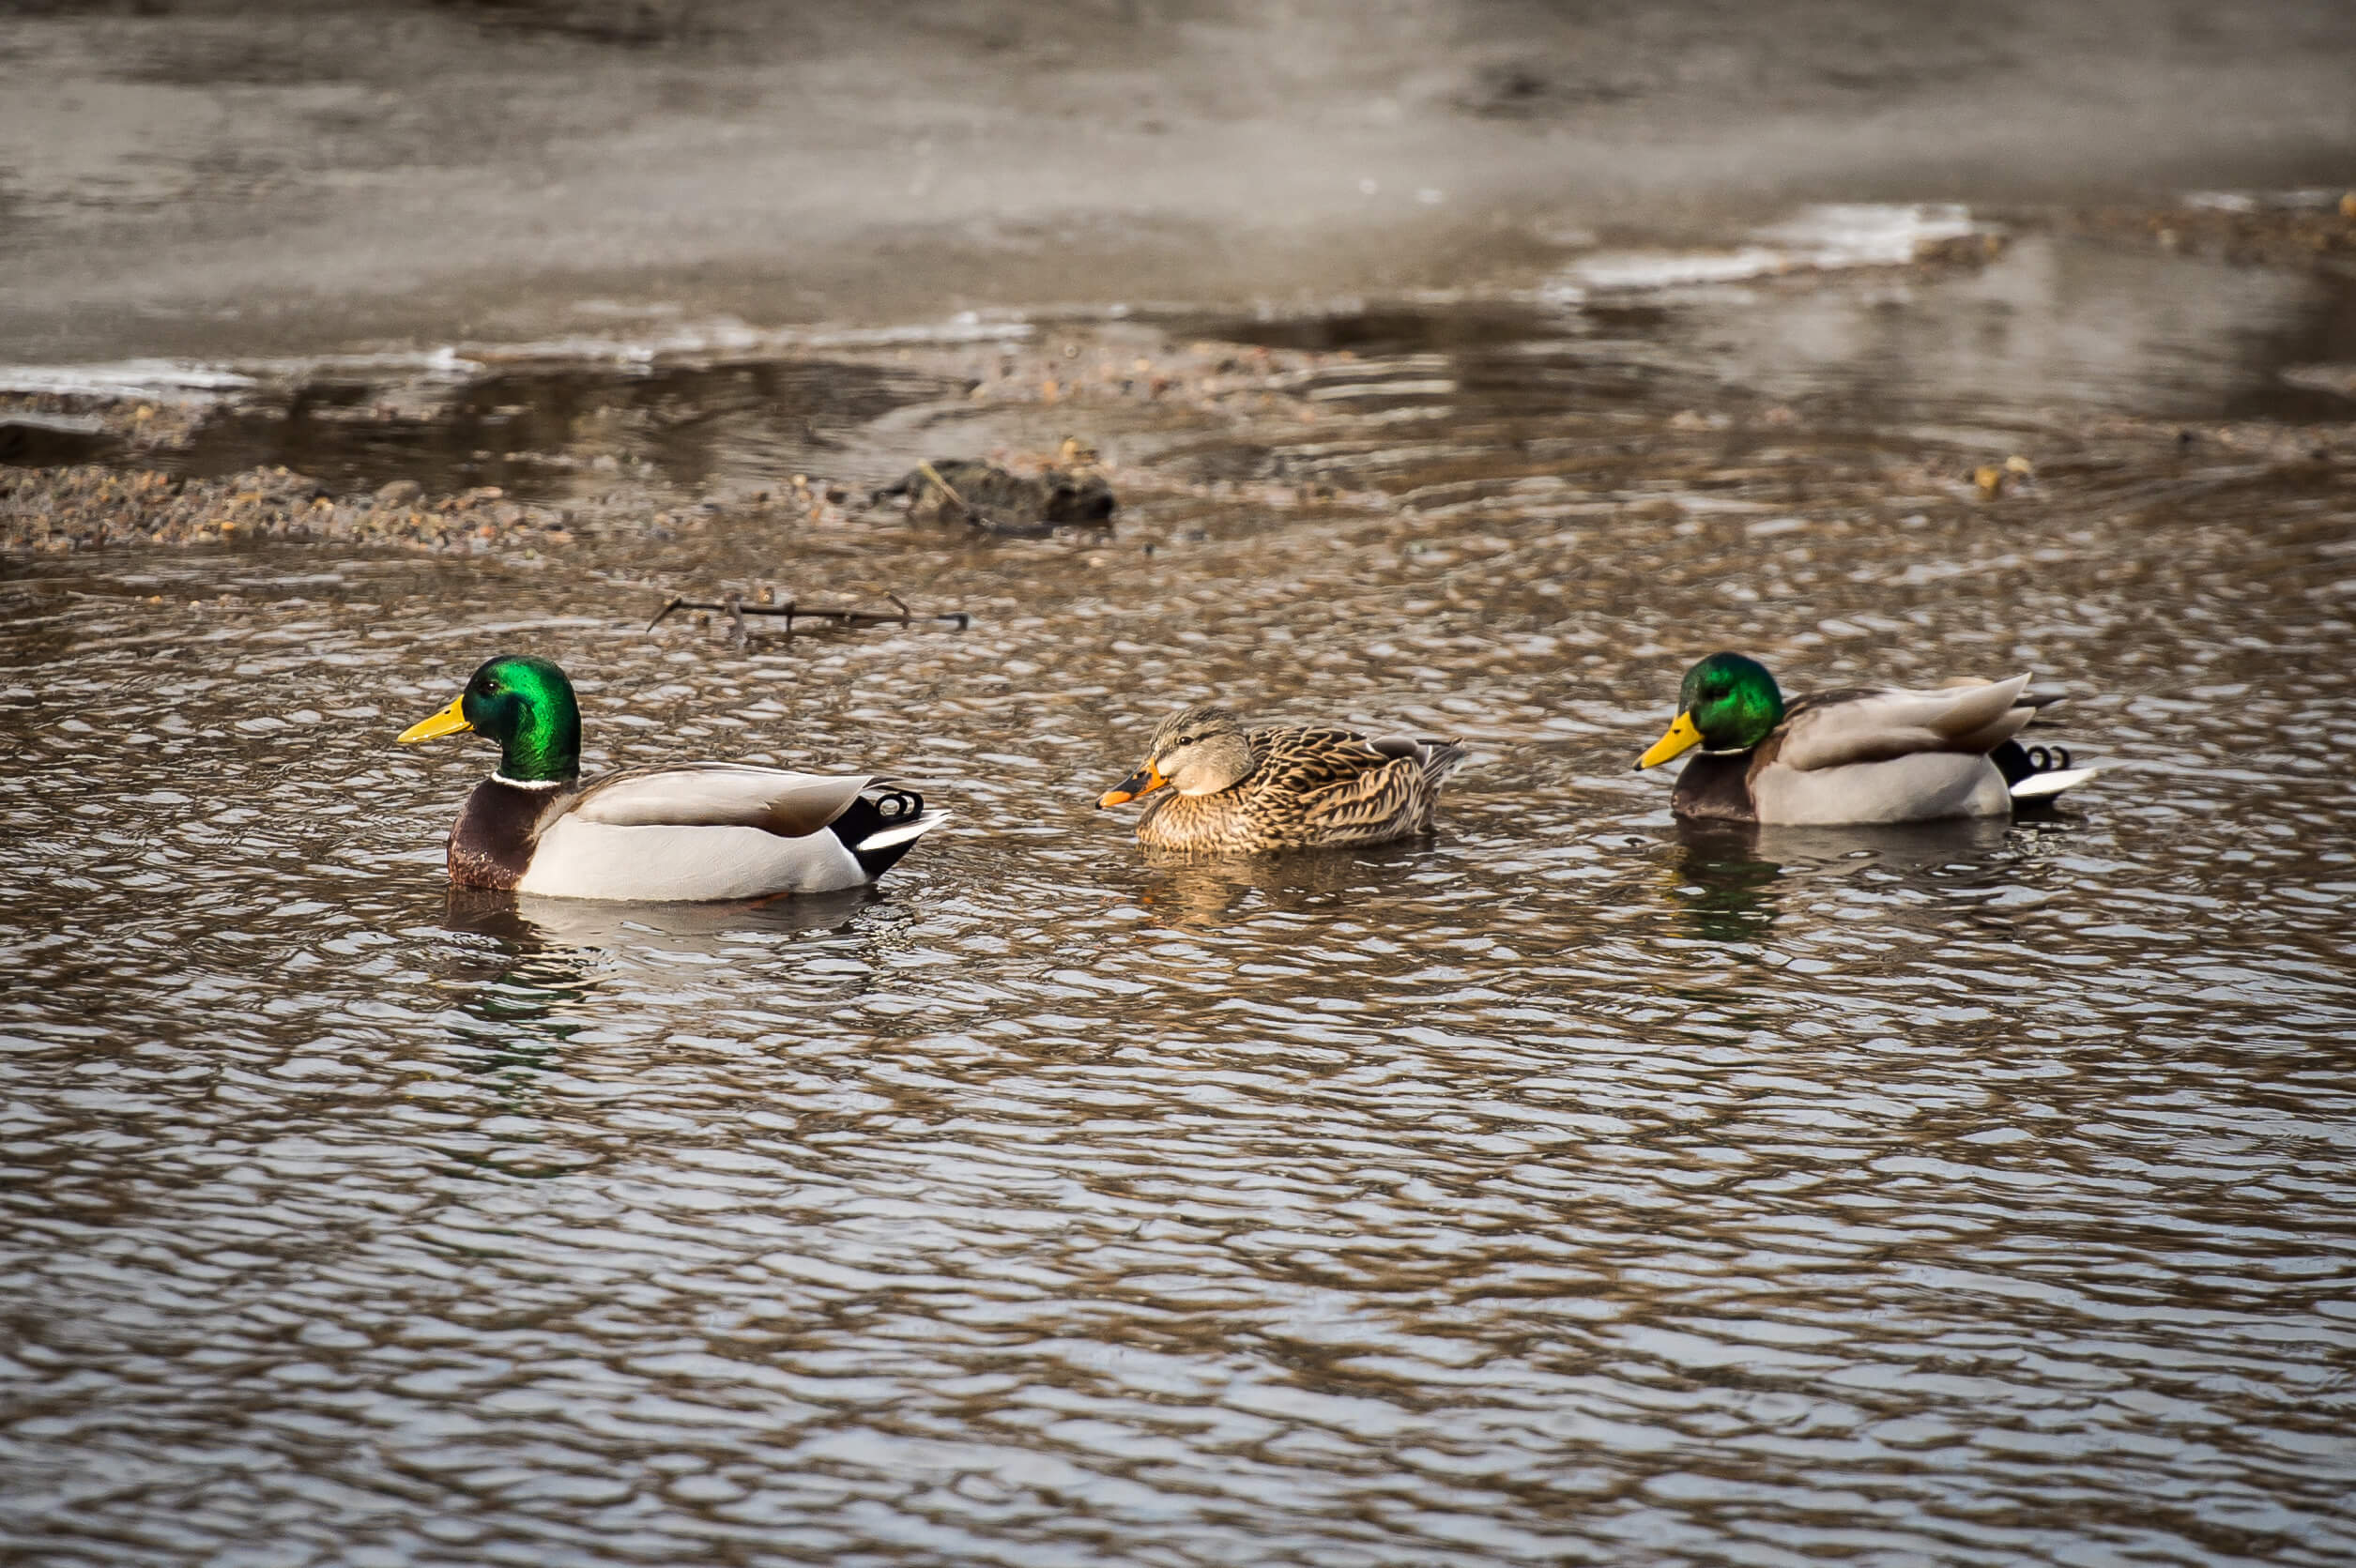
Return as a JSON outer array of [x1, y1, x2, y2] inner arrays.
[[6, 300, 2356, 1566]]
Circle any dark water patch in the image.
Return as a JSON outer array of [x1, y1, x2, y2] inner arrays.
[[1152, 301, 1581, 358], [159, 356, 965, 500], [430, 0, 726, 48], [0, 412, 118, 466]]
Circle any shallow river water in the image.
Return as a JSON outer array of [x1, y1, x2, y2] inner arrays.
[[5, 236, 2356, 1566]]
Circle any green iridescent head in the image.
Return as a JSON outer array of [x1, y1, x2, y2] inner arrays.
[[397, 654, 582, 784], [1637, 651, 1786, 769]]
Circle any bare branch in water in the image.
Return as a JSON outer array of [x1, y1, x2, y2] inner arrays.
[[646, 593, 972, 635]]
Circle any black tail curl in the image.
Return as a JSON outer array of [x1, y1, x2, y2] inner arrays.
[[1992, 739, 2073, 787], [827, 786, 931, 879], [869, 788, 924, 823]]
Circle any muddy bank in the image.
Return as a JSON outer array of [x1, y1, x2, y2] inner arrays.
[[2061, 190, 2356, 269], [9, 192, 2355, 561], [8, 292, 2350, 570], [0, 326, 1356, 553]]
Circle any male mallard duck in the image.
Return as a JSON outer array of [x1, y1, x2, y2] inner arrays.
[[1096, 704, 1467, 853], [1636, 651, 2101, 825], [397, 655, 944, 900]]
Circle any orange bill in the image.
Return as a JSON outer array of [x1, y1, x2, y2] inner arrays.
[[1096, 761, 1168, 808]]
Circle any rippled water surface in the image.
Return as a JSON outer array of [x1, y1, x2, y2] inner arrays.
[[6, 248, 2356, 1566]]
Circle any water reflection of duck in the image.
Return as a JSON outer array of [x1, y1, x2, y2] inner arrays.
[[398, 655, 945, 900], [1637, 653, 2102, 825], [1665, 814, 2025, 941], [1097, 704, 1467, 853], [1664, 822, 1785, 943], [443, 882, 886, 945], [1133, 839, 1433, 927]]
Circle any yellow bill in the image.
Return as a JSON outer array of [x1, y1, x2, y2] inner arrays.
[[1637, 710, 1702, 769], [1096, 762, 1168, 809], [397, 695, 473, 744]]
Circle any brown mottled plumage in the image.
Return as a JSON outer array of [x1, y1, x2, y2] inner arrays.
[[1096, 705, 1467, 853]]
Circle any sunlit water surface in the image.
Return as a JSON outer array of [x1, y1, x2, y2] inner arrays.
[[5, 251, 2356, 1567]]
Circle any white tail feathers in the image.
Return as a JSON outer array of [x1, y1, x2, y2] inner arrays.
[[2010, 766, 2103, 800], [854, 808, 949, 853]]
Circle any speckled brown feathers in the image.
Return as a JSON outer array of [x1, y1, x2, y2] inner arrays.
[[1113, 708, 1467, 854]]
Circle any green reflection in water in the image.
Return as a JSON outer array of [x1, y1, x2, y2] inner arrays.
[[1665, 821, 1788, 945]]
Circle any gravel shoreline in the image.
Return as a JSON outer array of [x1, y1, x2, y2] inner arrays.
[[0, 464, 585, 556]]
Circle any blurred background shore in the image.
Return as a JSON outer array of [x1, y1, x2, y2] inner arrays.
[[4, 0, 2353, 363]]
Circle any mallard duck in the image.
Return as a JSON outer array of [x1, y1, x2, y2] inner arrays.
[[1636, 652, 2101, 824], [1096, 704, 1467, 853], [396, 655, 944, 900]]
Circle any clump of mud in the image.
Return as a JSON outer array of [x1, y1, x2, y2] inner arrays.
[[873, 446, 1116, 536]]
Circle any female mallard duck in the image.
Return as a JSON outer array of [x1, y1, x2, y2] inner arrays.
[[397, 655, 943, 900], [1096, 704, 1467, 853], [1636, 652, 2101, 824]]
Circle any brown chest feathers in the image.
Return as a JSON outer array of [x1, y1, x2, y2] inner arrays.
[[446, 778, 568, 890], [1669, 742, 1774, 823]]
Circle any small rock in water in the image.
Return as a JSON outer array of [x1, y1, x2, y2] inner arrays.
[[376, 479, 423, 507], [1973, 454, 2034, 498]]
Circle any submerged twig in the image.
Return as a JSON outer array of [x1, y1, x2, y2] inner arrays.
[[914, 460, 1021, 535], [915, 460, 969, 513], [646, 593, 972, 635]]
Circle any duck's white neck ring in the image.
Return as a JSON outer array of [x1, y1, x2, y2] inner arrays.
[[492, 772, 566, 790]]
